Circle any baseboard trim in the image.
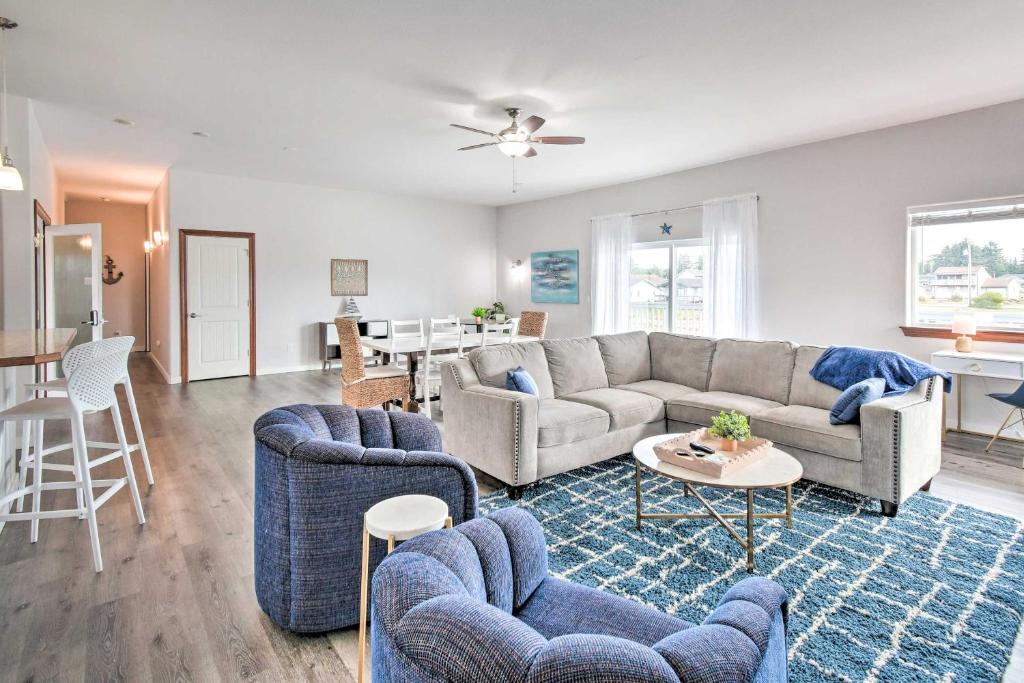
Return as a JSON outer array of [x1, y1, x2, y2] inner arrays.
[[148, 353, 181, 384], [256, 364, 326, 376]]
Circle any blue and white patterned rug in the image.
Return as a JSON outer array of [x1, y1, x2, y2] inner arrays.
[[480, 456, 1024, 682]]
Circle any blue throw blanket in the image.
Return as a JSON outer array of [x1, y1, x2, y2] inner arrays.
[[810, 346, 953, 397]]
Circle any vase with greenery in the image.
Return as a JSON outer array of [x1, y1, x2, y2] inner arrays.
[[472, 307, 488, 324], [708, 410, 751, 452], [489, 301, 507, 322]]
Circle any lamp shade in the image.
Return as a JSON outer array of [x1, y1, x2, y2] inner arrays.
[[0, 161, 23, 191], [951, 313, 976, 336]]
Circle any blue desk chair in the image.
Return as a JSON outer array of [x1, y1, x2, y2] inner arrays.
[[986, 383, 1024, 464]]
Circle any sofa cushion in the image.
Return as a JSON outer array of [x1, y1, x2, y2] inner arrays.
[[561, 388, 665, 431], [708, 339, 796, 404], [649, 332, 716, 391], [788, 345, 841, 410], [541, 338, 610, 397], [537, 399, 610, 448], [594, 331, 651, 386], [470, 342, 554, 399], [618, 379, 701, 404], [751, 405, 862, 462], [666, 391, 782, 426], [830, 378, 885, 425], [506, 366, 540, 396]]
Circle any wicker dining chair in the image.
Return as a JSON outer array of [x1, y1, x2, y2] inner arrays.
[[518, 311, 548, 339], [335, 318, 410, 410]]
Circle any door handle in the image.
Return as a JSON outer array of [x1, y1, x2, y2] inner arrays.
[[190, 312, 200, 318], [81, 310, 101, 326]]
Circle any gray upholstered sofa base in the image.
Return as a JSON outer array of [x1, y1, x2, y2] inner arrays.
[[442, 332, 943, 516]]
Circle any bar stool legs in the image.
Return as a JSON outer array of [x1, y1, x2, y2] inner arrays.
[[111, 402, 146, 524], [30, 420, 42, 543], [72, 411, 103, 573], [122, 376, 154, 486]]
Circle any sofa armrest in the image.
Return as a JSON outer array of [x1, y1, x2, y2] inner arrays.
[[441, 360, 540, 486], [860, 377, 943, 504]]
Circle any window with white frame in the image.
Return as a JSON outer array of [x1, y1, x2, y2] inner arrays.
[[629, 238, 708, 334], [908, 198, 1024, 331]]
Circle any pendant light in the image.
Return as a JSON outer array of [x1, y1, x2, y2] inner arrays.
[[0, 18, 22, 192]]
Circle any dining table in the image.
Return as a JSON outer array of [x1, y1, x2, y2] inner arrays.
[[360, 332, 538, 411]]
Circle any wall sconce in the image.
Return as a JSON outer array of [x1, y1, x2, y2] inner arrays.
[[143, 240, 153, 253], [78, 235, 93, 250], [152, 231, 165, 247]]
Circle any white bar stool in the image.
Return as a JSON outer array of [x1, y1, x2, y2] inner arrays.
[[16, 336, 154, 513], [0, 349, 146, 572], [357, 494, 451, 683]]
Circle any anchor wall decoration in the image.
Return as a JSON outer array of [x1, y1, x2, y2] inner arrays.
[[102, 255, 124, 285]]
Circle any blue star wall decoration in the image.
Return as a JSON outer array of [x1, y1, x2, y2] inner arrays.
[[660, 222, 672, 235]]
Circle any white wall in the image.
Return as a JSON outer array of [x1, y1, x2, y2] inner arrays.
[[146, 172, 172, 380], [155, 169, 496, 379], [0, 97, 59, 515], [496, 98, 1024, 436]]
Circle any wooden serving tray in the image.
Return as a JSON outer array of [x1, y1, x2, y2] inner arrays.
[[653, 428, 773, 478]]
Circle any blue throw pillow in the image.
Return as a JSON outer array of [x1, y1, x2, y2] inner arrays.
[[506, 366, 539, 396], [830, 378, 886, 425]]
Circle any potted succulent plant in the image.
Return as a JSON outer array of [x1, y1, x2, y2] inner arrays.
[[708, 410, 751, 452], [489, 301, 507, 322], [472, 307, 488, 324]]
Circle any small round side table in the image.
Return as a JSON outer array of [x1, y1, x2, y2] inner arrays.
[[357, 494, 452, 682]]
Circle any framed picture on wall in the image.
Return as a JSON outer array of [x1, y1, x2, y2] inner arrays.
[[331, 259, 368, 296], [531, 249, 579, 304]]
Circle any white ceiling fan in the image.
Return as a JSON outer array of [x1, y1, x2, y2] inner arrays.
[[450, 107, 585, 158]]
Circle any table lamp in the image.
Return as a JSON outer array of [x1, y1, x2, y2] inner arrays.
[[951, 313, 976, 352]]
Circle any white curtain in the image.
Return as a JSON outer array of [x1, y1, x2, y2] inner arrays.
[[703, 194, 759, 338], [590, 213, 633, 335]]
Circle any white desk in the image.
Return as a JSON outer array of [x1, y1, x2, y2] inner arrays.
[[930, 349, 1024, 437]]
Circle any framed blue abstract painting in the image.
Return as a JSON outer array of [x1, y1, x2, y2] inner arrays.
[[531, 250, 579, 304]]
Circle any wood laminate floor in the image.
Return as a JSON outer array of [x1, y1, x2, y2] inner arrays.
[[0, 355, 1021, 682]]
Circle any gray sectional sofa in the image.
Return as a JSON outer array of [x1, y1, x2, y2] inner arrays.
[[440, 331, 943, 516]]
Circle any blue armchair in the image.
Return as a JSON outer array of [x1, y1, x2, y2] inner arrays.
[[253, 404, 478, 633], [372, 507, 788, 682]]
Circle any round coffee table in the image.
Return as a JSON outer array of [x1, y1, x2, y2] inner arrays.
[[632, 434, 803, 573]]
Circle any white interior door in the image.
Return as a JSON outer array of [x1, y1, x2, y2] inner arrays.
[[45, 223, 104, 353], [186, 235, 251, 381]]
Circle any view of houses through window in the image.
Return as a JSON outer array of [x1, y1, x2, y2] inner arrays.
[[909, 203, 1024, 330], [629, 239, 707, 334]]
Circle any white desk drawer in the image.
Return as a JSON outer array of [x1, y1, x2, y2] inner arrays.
[[932, 355, 1024, 380]]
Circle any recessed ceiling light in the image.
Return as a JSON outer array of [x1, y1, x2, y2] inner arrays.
[[282, 146, 298, 152], [101, 197, 111, 202], [192, 131, 211, 138], [113, 118, 135, 126]]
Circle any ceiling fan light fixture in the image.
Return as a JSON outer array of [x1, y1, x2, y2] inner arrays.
[[0, 18, 21, 192], [498, 139, 531, 157]]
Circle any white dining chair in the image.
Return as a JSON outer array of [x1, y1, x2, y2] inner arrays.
[[429, 316, 460, 334], [508, 317, 522, 336], [417, 326, 464, 419], [390, 319, 425, 338], [0, 346, 146, 572], [481, 320, 516, 347], [18, 336, 154, 511]]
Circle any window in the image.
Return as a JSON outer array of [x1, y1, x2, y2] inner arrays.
[[908, 199, 1024, 331], [629, 239, 708, 334]]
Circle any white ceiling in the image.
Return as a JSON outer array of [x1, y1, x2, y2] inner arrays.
[[6, 0, 1024, 206]]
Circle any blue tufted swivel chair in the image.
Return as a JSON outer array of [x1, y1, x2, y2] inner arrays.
[[253, 404, 478, 633], [372, 507, 789, 682]]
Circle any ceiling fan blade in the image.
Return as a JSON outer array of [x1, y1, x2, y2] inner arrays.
[[519, 115, 545, 134], [450, 123, 496, 137], [523, 146, 538, 158], [458, 142, 499, 151], [532, 136, 585, 145]]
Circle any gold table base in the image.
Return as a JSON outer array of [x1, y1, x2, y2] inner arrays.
[[634, 461, 793, 573]]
